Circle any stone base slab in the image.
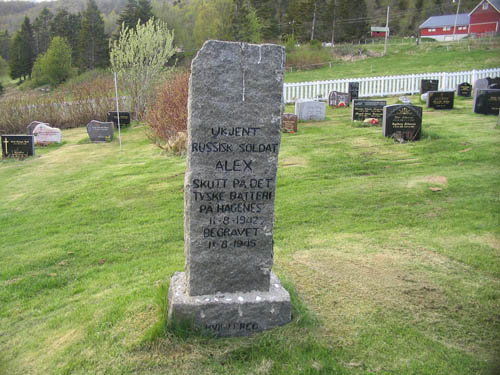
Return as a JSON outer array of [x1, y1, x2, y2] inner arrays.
[[167, 271, 291, 337]]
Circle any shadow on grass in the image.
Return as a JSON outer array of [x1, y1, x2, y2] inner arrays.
[[139, 274, 346, 374]]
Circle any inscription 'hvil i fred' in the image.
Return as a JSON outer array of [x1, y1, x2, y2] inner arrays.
[[167, 40, 291, 337]]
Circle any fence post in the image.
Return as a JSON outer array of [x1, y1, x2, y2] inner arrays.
[[472, 69, 477, 85]]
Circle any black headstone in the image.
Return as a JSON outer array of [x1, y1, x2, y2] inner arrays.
[[456, 82, 472, 97], [107, 111, 131, 127], [87, 120, 114, 142], [473, 89, 500, 115], [348, 82, 360, 101], [1, 135, 35, 158], [488, 77, 500, 89], [426, 91, 454, 110], [383, 105, 422, 141], [328, 91, 350, 107], [420, 79, 439, 94], [352, 99, 387, 121]]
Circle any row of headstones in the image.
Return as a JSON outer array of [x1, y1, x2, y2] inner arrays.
[[1, 111, 131, 159], [283, 78, 500, 138]]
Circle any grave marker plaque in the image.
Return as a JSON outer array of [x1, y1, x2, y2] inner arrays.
[[348, 82, 360, 101], [456, 82, 472, 97], [167, 40, 291, 337], [1, 135, 34, 158], [87, 120, 114, 142], [328, 91, 350, 107], [420, 79, 439, 94], [426, 91, 454, 110], [352, 99, 386, 121], [383, 104, 422, 141], [473, 89, 500, 115], [282, 113, 298, 132], [107, 111, 131, 127], [295, 100, 325, 121]]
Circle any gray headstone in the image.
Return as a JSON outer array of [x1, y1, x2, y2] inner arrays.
[[328, 91, 350, 107], [27, 121, 46, 135], [399, 96, 412, 105], [295, 100, 325, 121], [87, 120, 114, 142], [474, 78, 490, 92], [167, 40, 291, 337]]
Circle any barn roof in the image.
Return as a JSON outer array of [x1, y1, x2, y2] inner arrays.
[[470, 0, 500, 13], [419, 13, 470, 29], [371, 27, 389, 32]]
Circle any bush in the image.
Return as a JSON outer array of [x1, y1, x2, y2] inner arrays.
[[309, 39, 322, 50], [144, 70, 189, 155], [286, 44, 333, 70], [0, 82, 3, 96]]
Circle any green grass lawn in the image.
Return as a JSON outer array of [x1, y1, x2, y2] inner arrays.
[[285, 39, 500, 83], [1, 97, 499, 374]]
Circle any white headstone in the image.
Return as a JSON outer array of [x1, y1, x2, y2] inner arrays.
[[33, 123, 62, 145]]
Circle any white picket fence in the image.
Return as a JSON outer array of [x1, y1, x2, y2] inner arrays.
[[283, 67, 500, 103]]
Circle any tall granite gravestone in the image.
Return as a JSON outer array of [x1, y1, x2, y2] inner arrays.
[[456, 82, 472, 97], [87, 120, 114, 142], [426, 91, 454, 109], [1, 135, 35, 158], [33, 123, 62, 145], [27, 121, 46, 135], [420, 79, 439, 94], [328, 91, 350, 107], [348, 82, 360, 101], [352, 99, 386, 121], [295, 100, 325, 121], [107, 111, 131, 127], [282, 113, 298, 132], [473, 89, 500, 115], [383, 104, 422, 141], [167, 41, 291, 337]]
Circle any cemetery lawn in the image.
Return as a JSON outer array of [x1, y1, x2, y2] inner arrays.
[[285, 38, 500, 83], [1, 97, 499, 374]]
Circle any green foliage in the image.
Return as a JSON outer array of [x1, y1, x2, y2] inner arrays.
[[116, 0, 153, 31], [78, 0, 109, 71], [110, 18, 175, 117], [51, 10, 81, 62], [32, 7, 53, 56], [32, 37, 72, 87], [284, 34, 297, 53], [0, 81, 3, 96], [0, 55, 7, 77], [232, 0, 263, 43], [9, 17, 35, 82], [0, 30, 10, 61]]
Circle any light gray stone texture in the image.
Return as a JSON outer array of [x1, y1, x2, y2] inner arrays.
[[185, 40, 284, 296], [295, 100, 325, 121], [168, 40, 291, 337], [168, 271, 291, 337], [27, 121, 46, 135], [33, 123, 62, 144]]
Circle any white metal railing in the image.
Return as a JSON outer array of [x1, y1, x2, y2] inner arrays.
[[283, 68, 500, 103]]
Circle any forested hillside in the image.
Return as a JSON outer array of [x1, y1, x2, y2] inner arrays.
[[0, 0, 483, 40]]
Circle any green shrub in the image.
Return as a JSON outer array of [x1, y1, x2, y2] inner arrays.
[[0, 81, 3, 96], [309, 39, 322, 50], [31, 37, 72, 87]]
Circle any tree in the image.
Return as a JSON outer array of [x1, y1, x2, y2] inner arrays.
[[193, 0, 233, 47], [51, 10, 81, 63], [0, 56, 7, 77], [110, 18, 175, 117], [232, 0, 263, 43], [0, 31, 11, 62], [32, 37, 72, 86], [33, 8, 53, 56], [9, 17, 35, 82], [117, 0, 153, 30], [79, 0, 109, 70]]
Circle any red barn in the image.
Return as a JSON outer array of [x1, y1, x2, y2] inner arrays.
[[419, 0, 500, 41], [419, 13, 470, 41], [371, 26, 389, 38], [469, 0, 500, 35]]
